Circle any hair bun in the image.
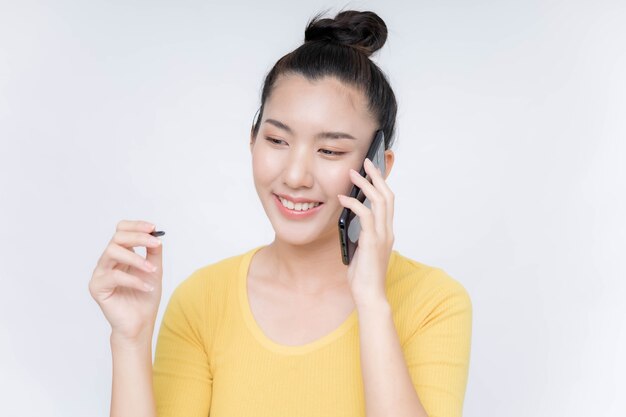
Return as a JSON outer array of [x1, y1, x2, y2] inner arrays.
[[304, 10, 388, 57]]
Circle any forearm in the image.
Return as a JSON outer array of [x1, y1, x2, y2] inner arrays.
[[110, 334, 157, 417], [357, 298, 428, 417]]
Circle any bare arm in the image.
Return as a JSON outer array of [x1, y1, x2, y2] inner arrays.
[[110, 334, 156, 417], [357, 298, 429, 417]]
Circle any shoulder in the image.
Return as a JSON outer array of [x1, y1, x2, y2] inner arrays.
[[388, 250, 470, 294], [168, 247, 254, 305], [387, 250, 472, 317]]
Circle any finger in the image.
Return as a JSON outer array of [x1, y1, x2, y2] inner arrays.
[[364, 158, 395, 237], [337, 194, 376, 237], [350, 166, 387, 238], [112, 230, 162, 250], [364, 158, 393, 201], [145, 235, 163, 272], [116, 219, 156, 233], [98, 242, 158, 273], [113, 220, 162, 270], [98, 268, 157, 294]]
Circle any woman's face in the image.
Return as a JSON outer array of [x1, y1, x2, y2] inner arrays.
[[250, 73, 380, 246]]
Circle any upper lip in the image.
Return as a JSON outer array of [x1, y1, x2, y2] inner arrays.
[[274, 193, 323, 204]]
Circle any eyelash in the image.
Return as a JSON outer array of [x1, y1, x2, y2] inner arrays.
[[264, 137, 346, 156]]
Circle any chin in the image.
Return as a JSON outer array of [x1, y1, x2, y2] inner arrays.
[[269, 216, 338, 247], [270, 223, 321, 246]]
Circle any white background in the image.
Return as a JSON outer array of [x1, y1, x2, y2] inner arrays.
[[1, 0, 624, 416]]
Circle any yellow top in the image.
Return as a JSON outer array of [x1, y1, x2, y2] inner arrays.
[[153, 245, 472, 417]]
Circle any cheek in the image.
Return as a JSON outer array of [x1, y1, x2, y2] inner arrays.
[[318, 164, 354, 197], [252, 146, 278, 184]]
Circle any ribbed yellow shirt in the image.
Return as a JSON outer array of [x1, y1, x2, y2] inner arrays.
[[153, 245, 472, 417]]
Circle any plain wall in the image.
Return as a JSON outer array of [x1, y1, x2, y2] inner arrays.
[[1, 0, 624, 415]]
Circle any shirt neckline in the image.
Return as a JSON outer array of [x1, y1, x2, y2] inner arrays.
[[238, 245, 359, 355]]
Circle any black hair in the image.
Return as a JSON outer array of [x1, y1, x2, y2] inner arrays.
[[251, 10, 398, 150]]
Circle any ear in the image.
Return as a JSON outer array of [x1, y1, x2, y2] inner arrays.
[[383, 149, 395, 179], [250, 129, 256, 154]]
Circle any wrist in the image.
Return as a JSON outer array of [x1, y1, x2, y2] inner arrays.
[[110, 331, 153, 351], [354, 294, 391, 314]]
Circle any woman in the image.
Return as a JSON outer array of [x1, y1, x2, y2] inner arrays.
[[89, 10, 472, 417]]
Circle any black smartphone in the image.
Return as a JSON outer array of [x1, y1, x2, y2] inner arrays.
[[338, 130, 386, 265]]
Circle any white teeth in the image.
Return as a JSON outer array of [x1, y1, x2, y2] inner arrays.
[[278, 196, 321, 211]]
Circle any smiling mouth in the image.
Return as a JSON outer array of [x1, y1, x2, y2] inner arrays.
[[274, 194, 323, 212]]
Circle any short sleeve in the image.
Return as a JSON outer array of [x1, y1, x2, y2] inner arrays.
[[401, 269, 473, 417], [153, 272, 212, 417]]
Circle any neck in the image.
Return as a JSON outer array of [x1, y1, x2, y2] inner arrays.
[[263, 231, 349, 294]]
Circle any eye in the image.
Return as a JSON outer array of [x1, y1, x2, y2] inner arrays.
[[319, 149, 346, 156], [265, 137, 286, 146]]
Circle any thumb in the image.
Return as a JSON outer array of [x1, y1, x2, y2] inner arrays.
[[146, 234, 163, 270]]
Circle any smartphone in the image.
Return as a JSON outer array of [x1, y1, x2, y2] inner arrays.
[[338, 130, 386, 265]]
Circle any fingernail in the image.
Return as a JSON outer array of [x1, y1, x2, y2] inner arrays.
[[145, 261, 157, 272], [143, 282, 155, 292]]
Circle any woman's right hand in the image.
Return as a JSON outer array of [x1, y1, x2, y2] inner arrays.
[[89, 220, 164, 344]]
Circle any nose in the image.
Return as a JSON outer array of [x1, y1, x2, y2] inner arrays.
[[283, 147, 314, 189]]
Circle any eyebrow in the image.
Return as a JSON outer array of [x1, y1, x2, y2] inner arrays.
[[264, 118, 357, 140]]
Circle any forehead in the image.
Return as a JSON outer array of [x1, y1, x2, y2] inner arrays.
[[263, 73, 376, 137]]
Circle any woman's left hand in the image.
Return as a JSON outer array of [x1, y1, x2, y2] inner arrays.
[[337, 157, 395, 308]]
